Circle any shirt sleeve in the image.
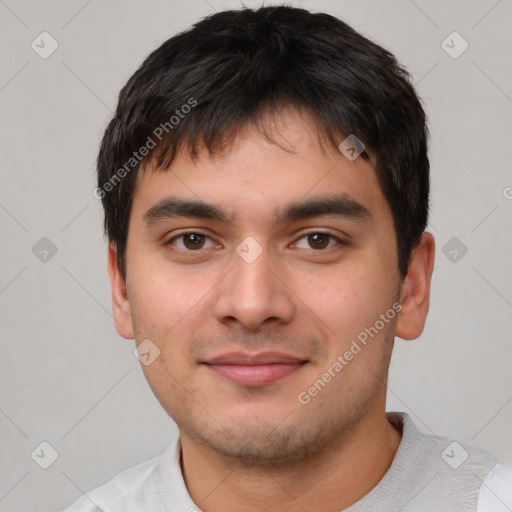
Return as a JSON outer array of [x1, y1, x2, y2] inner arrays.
[[476, 463, 512, 511]]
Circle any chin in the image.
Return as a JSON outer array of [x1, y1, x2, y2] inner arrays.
[[185, 413, 344, 469]]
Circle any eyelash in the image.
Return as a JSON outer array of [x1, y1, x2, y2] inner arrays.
[[164, 231, 346, 253]]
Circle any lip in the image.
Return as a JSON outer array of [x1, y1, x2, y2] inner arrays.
[[202, 351, 308, 386]]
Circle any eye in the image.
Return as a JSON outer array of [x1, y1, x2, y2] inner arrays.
[[165, 232, 219, 251], [292, 232, 343, 250]]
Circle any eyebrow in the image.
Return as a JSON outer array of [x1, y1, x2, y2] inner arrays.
[[142, 193, 372, 226]]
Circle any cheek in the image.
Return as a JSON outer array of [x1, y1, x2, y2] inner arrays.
[[128, 256, 210, 336], [296, 262, 396, 343], [128, 265, 220, 384]]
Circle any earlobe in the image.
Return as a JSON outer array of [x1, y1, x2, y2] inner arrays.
[[107, 242, 134, 339], [395, 232, 435, 341]]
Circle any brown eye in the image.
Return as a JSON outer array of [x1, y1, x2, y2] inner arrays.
[[307, 233, 330, 249], [291, 232, 343, 251], [182, 233, 206, 250], [166, 232, 217, 251]]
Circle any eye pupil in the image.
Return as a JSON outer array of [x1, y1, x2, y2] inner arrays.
[[308, 233, 329, 249], [184, 233, 205, 250]]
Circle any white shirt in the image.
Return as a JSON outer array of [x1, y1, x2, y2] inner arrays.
[[62, 412, 512, 511]]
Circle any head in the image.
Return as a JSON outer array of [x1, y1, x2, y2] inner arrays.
[[100, 6, 434, 467]]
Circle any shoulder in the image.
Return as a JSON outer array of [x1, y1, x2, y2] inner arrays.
[[476, 463, 512, 511], [384, 412, 509, 510]]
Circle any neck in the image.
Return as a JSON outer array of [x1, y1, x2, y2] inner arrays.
[[179, 406, 402, 512]]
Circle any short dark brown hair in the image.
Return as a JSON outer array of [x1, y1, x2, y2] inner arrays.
[[96, 5, 430, 279]]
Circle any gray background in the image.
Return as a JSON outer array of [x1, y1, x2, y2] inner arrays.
[[0, 0, 511, 510]]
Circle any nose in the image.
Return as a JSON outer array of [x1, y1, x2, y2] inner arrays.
[[211, 243, 296, 330]]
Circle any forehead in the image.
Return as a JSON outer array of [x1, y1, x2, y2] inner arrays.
[[131, 109, 388, 227]]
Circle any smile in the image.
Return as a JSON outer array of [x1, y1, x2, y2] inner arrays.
[[202, 351, 308, 386]]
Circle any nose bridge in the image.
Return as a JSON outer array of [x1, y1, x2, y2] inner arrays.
[[212, 240, 295, 328]]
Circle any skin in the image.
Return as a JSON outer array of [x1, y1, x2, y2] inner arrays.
[[108, 109, 435, 511]]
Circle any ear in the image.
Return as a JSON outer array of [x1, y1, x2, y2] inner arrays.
[[395, 232, 435, 340], [107, 242, 134, 339]]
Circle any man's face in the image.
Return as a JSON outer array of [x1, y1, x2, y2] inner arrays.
[[114, 110, 405, 465]]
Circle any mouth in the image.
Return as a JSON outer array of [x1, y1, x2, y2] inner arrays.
[[201, 351, 309, 387]]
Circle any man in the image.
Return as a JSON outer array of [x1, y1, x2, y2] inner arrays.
[[64, 5, 511, 511]]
